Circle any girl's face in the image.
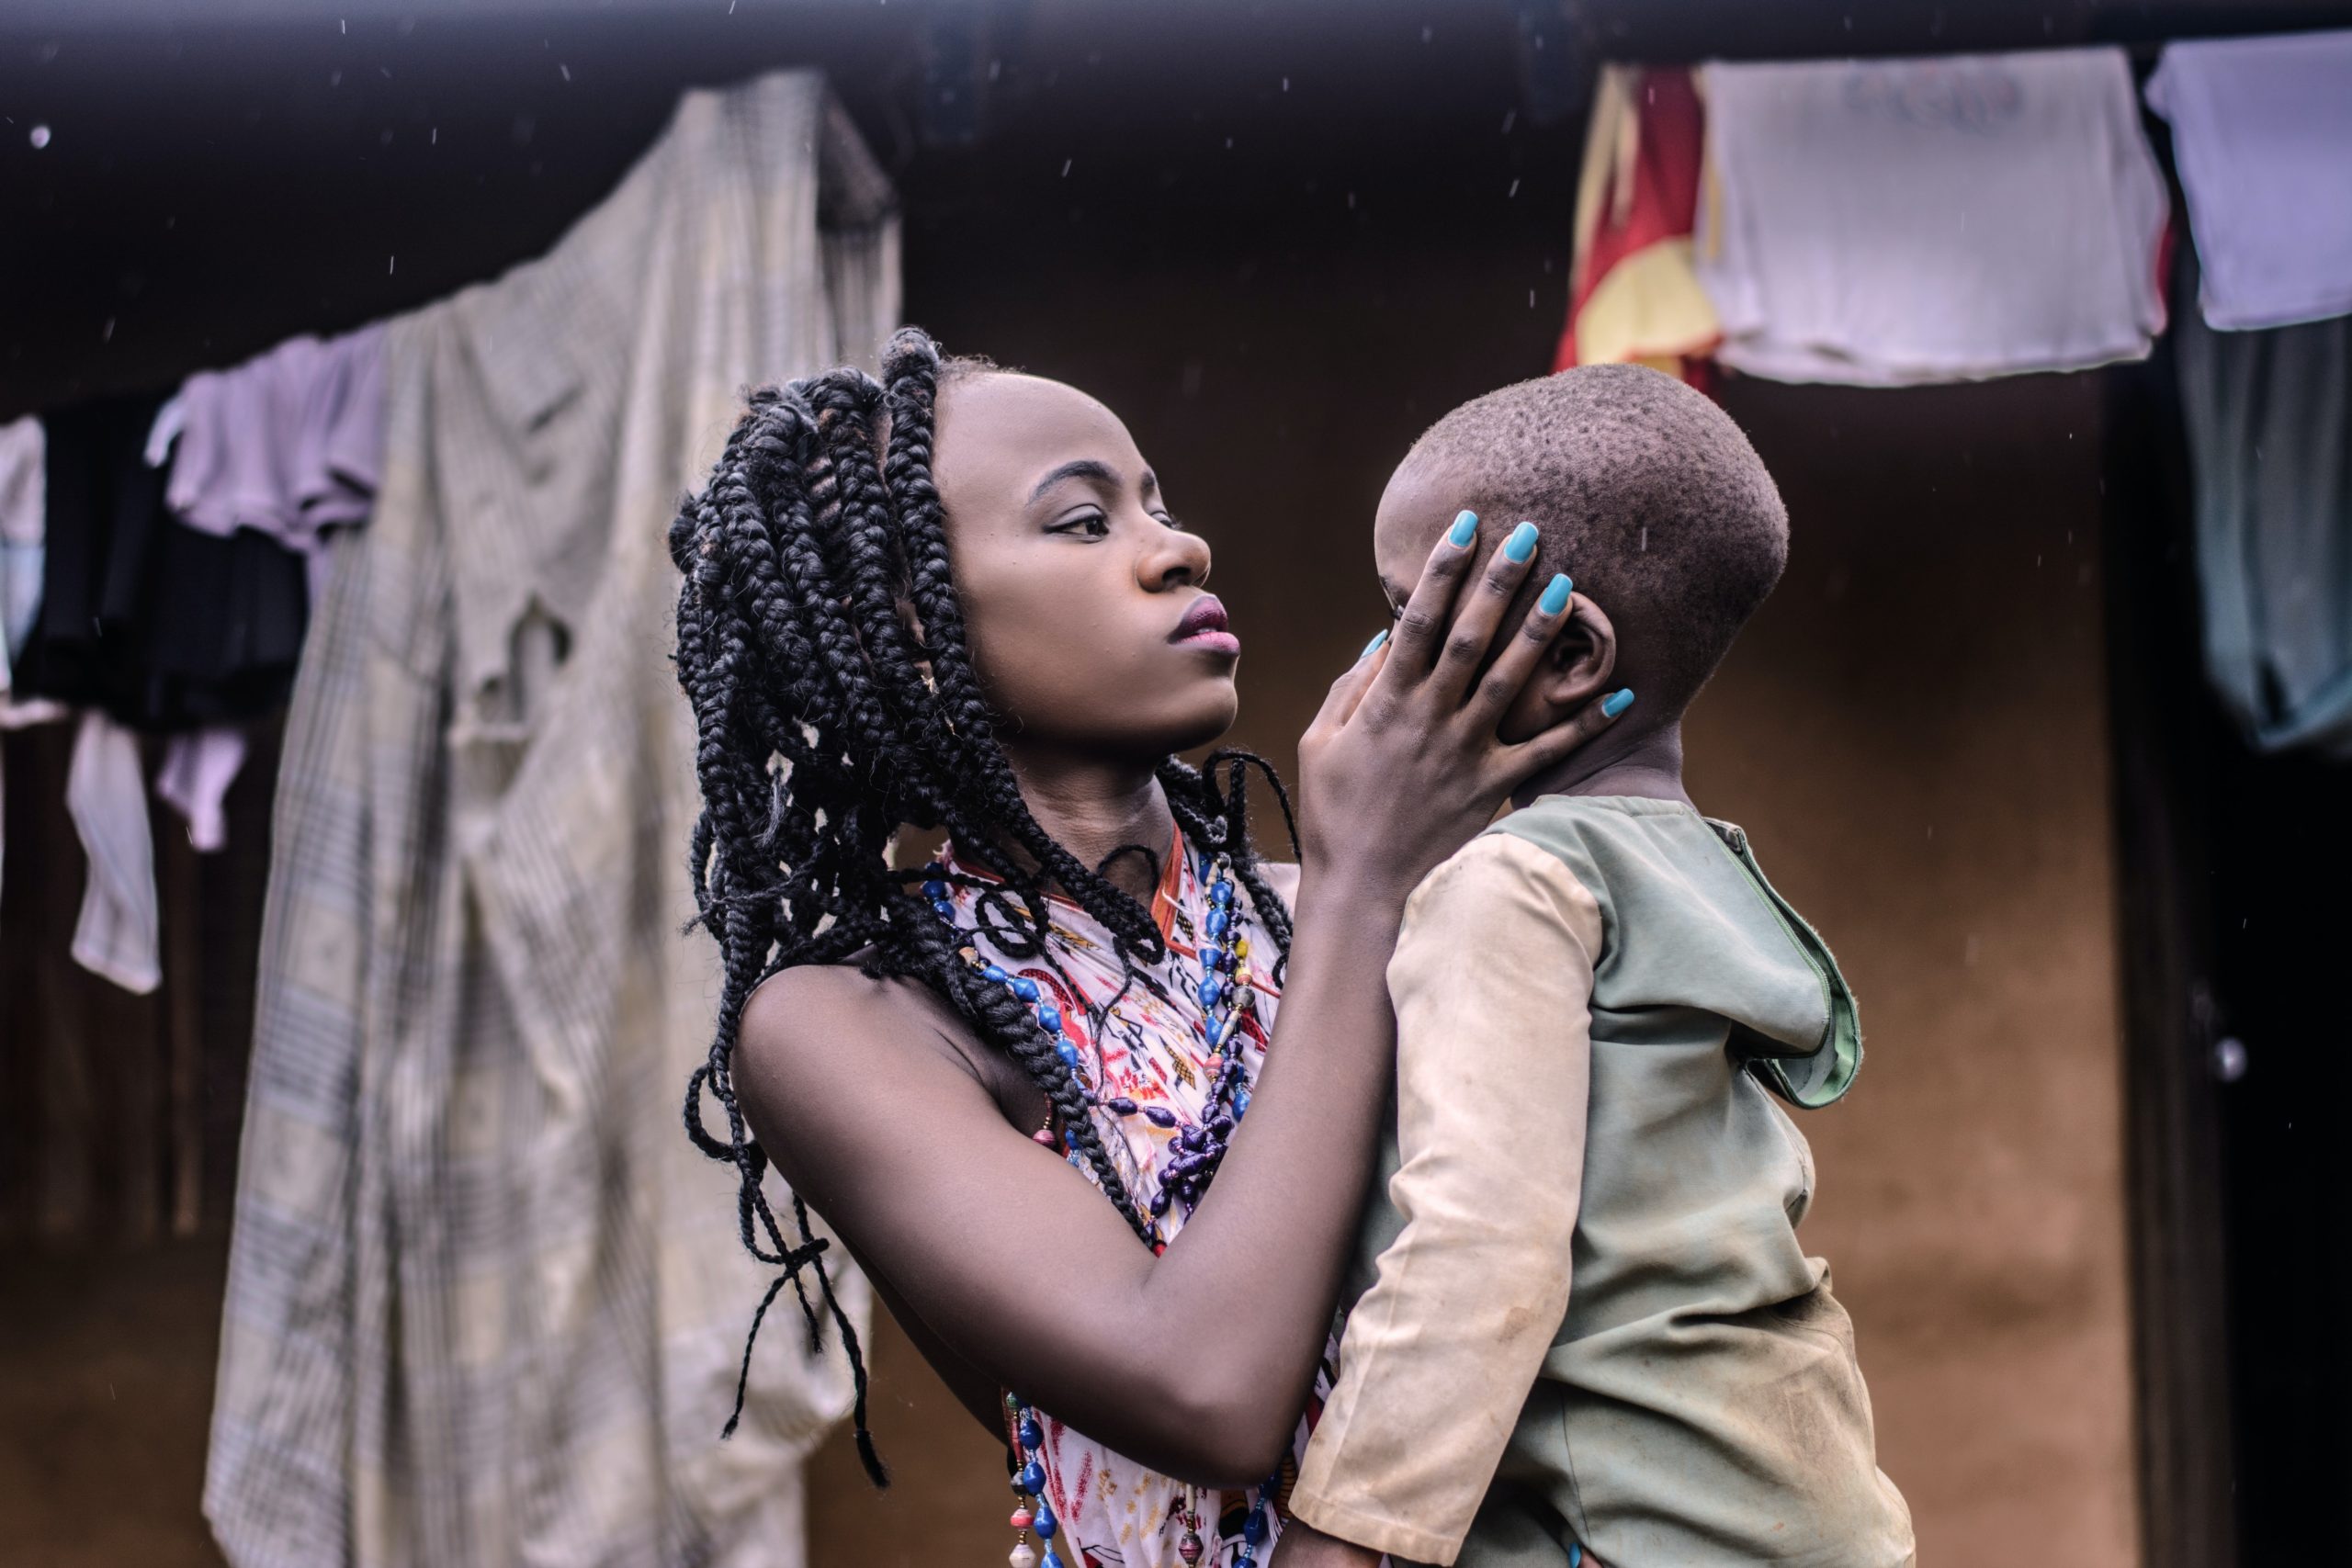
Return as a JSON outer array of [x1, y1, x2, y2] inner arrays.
[[933, 371, 1239, 763]]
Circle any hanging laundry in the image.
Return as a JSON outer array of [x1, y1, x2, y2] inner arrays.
[[0, 416, 64, 726], [1, 415, 69, 908], [165, 321, 385, 600], [1695, 49, 2169, 385], [156, 726, 247, 852], [2147, 30, 2352, 333], [65, 709, 161, 994], [208, 71, 895, 1568], [14, 395, 308, 730], [2176, 253, 2352, 757], [1555, 64, 1718, 384]]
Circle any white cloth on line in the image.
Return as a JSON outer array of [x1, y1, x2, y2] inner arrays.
[[165, 323, 386, 551], [207, 70, 896, 1568], [2146, 29, 2352, 332], [66, 709, 161, 994], [157, 726, 248, 852], [1695, 48, 2170, 385], [1, 416, 69, 908]]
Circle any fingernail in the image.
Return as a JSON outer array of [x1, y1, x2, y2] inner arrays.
[[1602, 688, 1635, 717], [1446, 510, 1478, 547], [1504, 521, 1539, 563], [1361, 630, 1388, 659], [1538, 573, 1573, 616]]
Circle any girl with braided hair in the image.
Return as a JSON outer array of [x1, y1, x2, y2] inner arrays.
[[670, 327, 1621, 1568]]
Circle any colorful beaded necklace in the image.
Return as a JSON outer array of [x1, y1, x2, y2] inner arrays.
[[921, 825, 1282, 1568]]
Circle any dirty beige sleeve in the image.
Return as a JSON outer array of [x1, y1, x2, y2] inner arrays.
[[1290, 832, 1600, 1565]]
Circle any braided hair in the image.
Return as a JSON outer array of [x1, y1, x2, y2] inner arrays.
[[670, 328, 1295, 1484]]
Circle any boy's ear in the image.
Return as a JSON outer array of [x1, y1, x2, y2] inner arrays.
[[1501, 592, 1618, 744]]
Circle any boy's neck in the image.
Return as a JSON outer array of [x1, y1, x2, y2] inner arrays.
[[1511, 716, 1691, 810]]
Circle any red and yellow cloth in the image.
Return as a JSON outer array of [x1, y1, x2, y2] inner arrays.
[[1555, 66, 1718, 389]]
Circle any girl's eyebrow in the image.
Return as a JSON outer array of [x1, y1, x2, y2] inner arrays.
[[1027, 458, 1120, 502]]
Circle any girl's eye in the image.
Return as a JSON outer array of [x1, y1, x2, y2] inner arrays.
[[1050, 511, 1111, 538], [1156, 512, 1187, 534]]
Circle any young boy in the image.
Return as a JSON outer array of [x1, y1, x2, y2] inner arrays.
[[1276, 366, 1914, 1567]]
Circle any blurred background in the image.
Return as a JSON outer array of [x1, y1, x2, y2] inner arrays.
[[4, 2, 2349, 1564]]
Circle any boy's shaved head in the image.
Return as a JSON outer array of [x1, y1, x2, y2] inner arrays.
[[1376, 364, 1788, 714]]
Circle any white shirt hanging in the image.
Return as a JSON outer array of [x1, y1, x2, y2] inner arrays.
[[1696, 48, 2169, 385]]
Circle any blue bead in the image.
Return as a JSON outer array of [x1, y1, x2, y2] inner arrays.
[[1233, 1089, 1251, 1118], [1244, 1510, 1266, 1544], [922, 879, 949, 899], [1018, 1459, 1044, 1492], [1019, 1416, 1044, 1450], [923, 861, 946, 878], [1197, 979, 1221, 1009], [1011, 976, 1041, 1002], [1205, 908, 1229, 938], [1035, 1502, 1058, 1539], [1198, 856, 1216, 879], [1043, 1552, 1067, 1568], [983, 964, 1008, 984], [1036, 1005, 1061, 1033], [1212, 882, 1233, 906], [933, 899, 956, 920], [1056, 1042, 1080, 1068]]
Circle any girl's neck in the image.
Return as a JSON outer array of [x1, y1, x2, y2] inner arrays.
[[997, 743, 1175, 906]]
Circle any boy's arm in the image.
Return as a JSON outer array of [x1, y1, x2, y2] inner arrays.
[[1289, 832, 1600, 1567]]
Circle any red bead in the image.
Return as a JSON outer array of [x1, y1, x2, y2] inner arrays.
[[1010, 1508, 1035, 1531]]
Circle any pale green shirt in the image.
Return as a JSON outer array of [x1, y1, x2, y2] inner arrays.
[[1292, 795, 1913, 1567]]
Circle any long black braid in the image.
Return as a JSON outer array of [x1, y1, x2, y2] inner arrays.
[[670, 328, 1295, 1485]]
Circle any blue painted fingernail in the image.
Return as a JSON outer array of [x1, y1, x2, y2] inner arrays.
[[1447, 510, 1478, 547], [1504, 521, 1539, 563], [1538, 573, 1573, 615], [1360, 630, 1388, 659], [1602, 688, 1635, 717]]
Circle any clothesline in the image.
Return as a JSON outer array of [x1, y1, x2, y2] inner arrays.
[[1559, 30, 2352, 389]]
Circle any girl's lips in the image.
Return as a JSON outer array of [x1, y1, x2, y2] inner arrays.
[[1170, 594, 1238, 655]]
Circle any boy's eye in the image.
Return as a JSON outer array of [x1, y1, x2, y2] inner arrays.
[[1049, 510, 1111, 538]]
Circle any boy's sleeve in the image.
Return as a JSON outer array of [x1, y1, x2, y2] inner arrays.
[[1289, 832, 1601, 1566]]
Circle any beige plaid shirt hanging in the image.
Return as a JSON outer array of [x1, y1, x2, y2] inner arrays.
[[207, 72, 899, 1568]]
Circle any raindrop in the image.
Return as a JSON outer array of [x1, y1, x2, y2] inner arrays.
[[2212, 1036, 2248, 1083], [1528, 289, 1535, 308], [1281, 76, 1289, 92], [28, 124, 51, 150], [379, 128, 393, 145], [330, 68, 343, 87], [1501, 108, 1517, 134], [1639, 526, 1648, 552], [340, 17, 345, 32], [103, 316, 117, 342], [1420, 24, 1433, 43], [560, 62, 571, 82], [1060, 157, 1071, 177], [1224, 136, 1233, 150], [388, 254, 396, 275], [431, 127, 437, 144], [1507, 177, 1520, 197]]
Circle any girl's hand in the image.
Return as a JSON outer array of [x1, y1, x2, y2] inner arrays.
[[1265, 1520, 1385, 1568], [1295, 514, 1623, 907]]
